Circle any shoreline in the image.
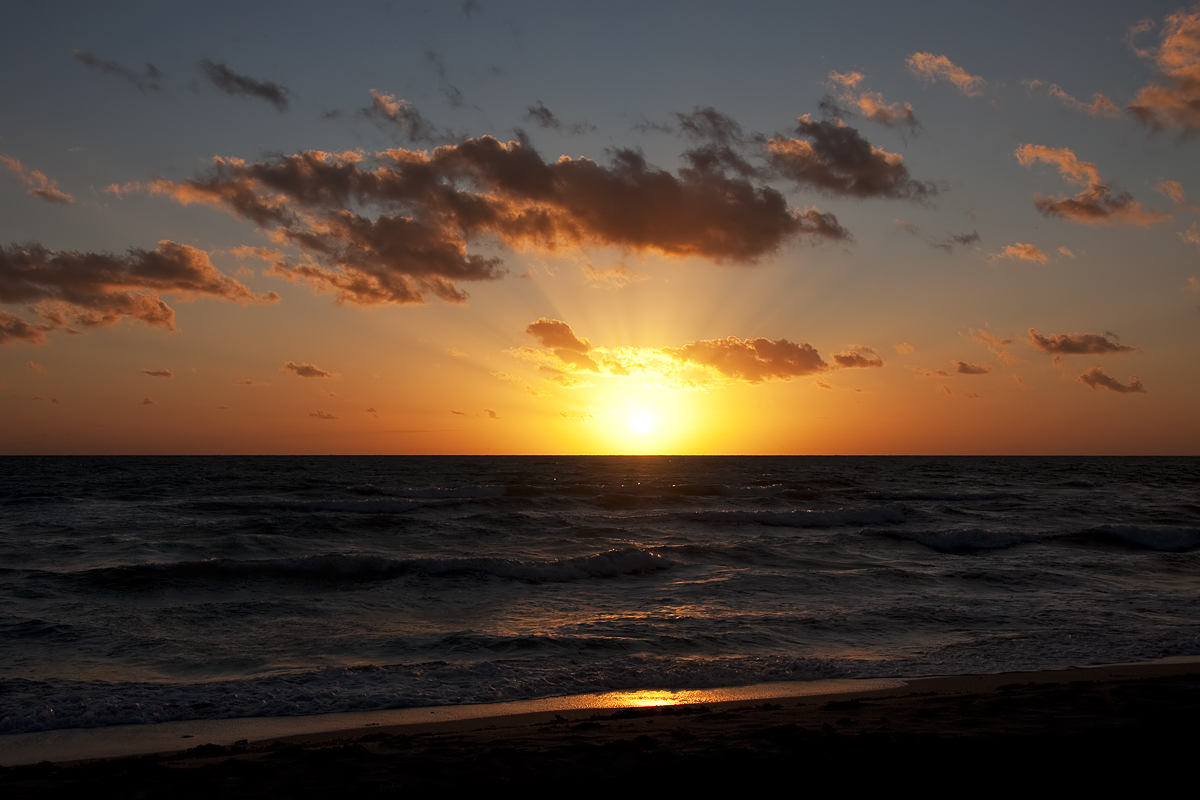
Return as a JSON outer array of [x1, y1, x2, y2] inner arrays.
[[3, 657, 1198, 768]]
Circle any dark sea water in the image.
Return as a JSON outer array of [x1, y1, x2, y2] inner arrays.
[[1, 456, 1198, 734]]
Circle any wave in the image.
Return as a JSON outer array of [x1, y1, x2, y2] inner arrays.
[[56, 547, 669, 588], [884, 524, 1200, 554], [883, 528, 1029, 553], [1069, 525, 1200, 552], [683, 504, 905, 528]]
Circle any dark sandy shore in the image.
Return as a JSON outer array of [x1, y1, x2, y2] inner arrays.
[[3, 661, 1198, 796]]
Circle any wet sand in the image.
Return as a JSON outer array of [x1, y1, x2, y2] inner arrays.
[[3, 660, 1198, 796]]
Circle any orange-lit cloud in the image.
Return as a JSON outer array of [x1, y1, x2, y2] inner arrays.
[[1155, 179, 1200, 211], [200, 60, 289, 111], [282, 361, 332, 378], [665, 336, 828, 382], [309, 410, 337, 419], [906, 53, 986, 96], [1015, 144, 1170, 226], [27, 361, 46, 372], [0, 313, 52, 345], [1128, 8, 1200, 132], [827, 72, 919, 132], [1028, 328, 1137, 355], [151, 138, 848, 307], [141, 368, 173, 378], [1057, 246, 1076, 258], [71, 49, 162, 93], [832, 346, 883, 368], [989, 242, 1049, 264], [1079, 367, 1145, 393], [1, 155, 74, 205], [1184, 223, 1200, 246], [581, 264, 648, 288], [894, 342, 914, 355], [0, 240, 277, 342], [1030, 82, 1121, 117], [969, 329, 1016, 364], [767, 116, 936, 200]]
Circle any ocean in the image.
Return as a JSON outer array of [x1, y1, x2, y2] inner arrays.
[[1, 456, 1197, 735]]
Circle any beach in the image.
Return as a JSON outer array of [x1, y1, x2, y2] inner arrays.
[[4, 659, 1198, 794]]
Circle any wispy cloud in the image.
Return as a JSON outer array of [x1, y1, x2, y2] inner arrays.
[[954, 361, 991, 375], [1078, 367, 1145, 393], [1128, 8, 1200, 132], [897, 220, 978, 252], [1025, 80, 1120, 117], [906, 53, 986, 96], [71, 50, 162, 93], [989, 242, 1049, 264], [1028, 329, 1137, 355], [1, 155, 74, 204], [199, 60, 290, 111], [524, 101, 595, 135], [141, 368, 173, 378], [827, 71, 919, 132], [1016, 144, 1170, 226], [580, 264, 648, 288], [0, 313, 52, 345]]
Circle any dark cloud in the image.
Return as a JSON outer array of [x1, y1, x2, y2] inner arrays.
[[71, 50, 162, 93], [631, 117, 675, 134], [1079, 367, 1146, 393], [363, 91, 458, 144], [141, 368, 173, 378], [897, 220, 978, 252], [0, 240, 277, 342], [1028, 329, 1137, 355], [199, 60, 290, 111], [309, 410, 337, 419], [0, 312, 51, 344], [1016, 145, 1169, 226], [525, 317, 590, 352], [666, 336, 827, 383], [767, 115, 937, 201], [485, 409, 499, 419], [955, 361, 991, 374], [1, 156, 74, 205], [674, 106, 762, 179], [450, 409, 465, 415], [153, 136, 848, 306], [833, 346, 884, 368], [140, 397, 154, 405], [524, 101, 594, 135], [282, 361, 331, 378], [1128, 9, 1200, 132]]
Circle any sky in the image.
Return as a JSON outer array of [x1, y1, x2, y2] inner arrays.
[[1, 0, 1198, 455]]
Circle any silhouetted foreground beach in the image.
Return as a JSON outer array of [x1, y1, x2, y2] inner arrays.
[[3, 661, 1197, 796]]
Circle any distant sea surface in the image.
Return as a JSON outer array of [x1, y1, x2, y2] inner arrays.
[[2, 456, 1198, 735]]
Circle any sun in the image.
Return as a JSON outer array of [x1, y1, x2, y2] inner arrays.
[[630, 410, 654, 435]]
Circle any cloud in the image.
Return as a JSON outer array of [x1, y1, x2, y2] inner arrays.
[[1028, 328, 1137, 355], [1128, 8, 1200, 132], [665, 337, 828, 383], [1184, 222, 1200, 246], [199, 60, 289, 111], [894, 342, 914, 355], [827, 73, 919, 132], [906, 53, 986, 96], [27, 360, 45, 372], [526, 317, 591, 352], [1078, 367, 1146, 393], [141, 368, 173, 378], [955, 361, 991, 375], [0, 240, 276, 340], [969, 329, 1016, 364], [1057, 246, 1076, 258], [1156, 179, 1200, 211], [309, 410, 337, 419], [525, 101, 595, 135], [1041, 83, 1121, 117], [447, 347, 467, 356], [1015, 144, 1170, 226], [767, 116, 937, 201], [450, 409, 465, 415], [832, 346, 883, 368], [71, 50, 162, 92], [140, 397, 154, 405], [989, 242, 1049, 264], [581, 263, 648, 288], [152, 137, 848, 307], [1, 155, 74, 205], [363, 90, 457, 144], [236, 378, 265, 385], [485, 409, 499, 419], [282, 360, 331, 378], [897, 220, 978, 252], [0, 312, 51, 344]]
